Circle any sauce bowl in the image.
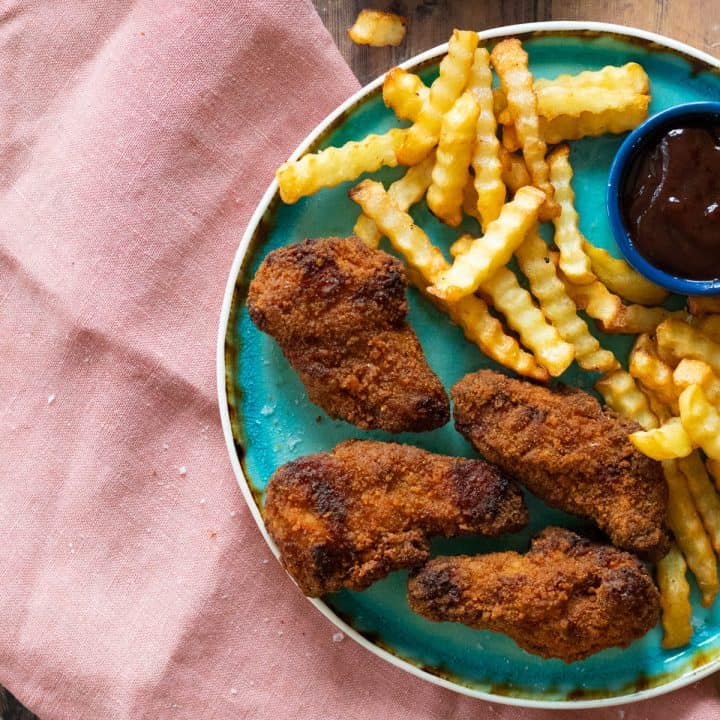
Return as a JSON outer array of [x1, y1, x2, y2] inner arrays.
[[607, 101, 720, 295]]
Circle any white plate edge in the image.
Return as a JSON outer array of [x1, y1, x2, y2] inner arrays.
[[216, 20, 720, 710]]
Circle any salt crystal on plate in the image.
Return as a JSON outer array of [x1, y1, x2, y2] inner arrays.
[[332, 632, 344, 643]]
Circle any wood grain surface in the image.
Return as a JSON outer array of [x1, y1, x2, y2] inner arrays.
[[313, 0, 718, 84], [3, 4, 715, 719]]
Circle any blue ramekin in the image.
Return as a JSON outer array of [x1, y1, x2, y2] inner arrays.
[[607, 101, 720, 295]]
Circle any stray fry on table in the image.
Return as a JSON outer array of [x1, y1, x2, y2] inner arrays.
[[348, 9, 407, 47]]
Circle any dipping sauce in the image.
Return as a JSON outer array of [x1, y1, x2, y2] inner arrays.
[[622, 124, 720, 280]]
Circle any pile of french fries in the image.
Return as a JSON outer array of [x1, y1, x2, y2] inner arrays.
[[597, 308, 720, 647], [275, 31, 719, 650]]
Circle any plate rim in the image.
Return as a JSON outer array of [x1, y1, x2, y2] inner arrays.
[[217, 20, 720, 710]]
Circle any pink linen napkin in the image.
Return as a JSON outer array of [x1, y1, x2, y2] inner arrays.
[[0, 1, 718, 718]]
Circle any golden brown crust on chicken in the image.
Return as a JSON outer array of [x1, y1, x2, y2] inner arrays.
[[452, 370, 669, 560], [247, 237, 449, 432], [408, 527, 660, 662], [264, 439, 528, 596]]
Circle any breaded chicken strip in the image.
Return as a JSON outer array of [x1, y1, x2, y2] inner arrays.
[[264, 439, 528, 596], [248, 237, 449, 433], [408, 527, 660, 662], [452, 370, 669, 560]]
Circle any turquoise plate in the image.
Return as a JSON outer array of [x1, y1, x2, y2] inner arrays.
[[218, 22, 720, 708]]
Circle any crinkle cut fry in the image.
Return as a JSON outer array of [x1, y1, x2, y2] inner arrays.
[[353, 153, 435, 248], [515, 228, 617, 372], [397, 29, 478, 165], [349, 179, 549, 381], [490, 38, 558, 220], [467, 47, 506, 231], [277, 128, 405, 204]]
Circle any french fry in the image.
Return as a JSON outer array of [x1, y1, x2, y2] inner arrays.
[[688, 296, 720, 315], [353, 153, 435, 248], [468, 48, 506, 230], [537, 87, 645, 119], [673, 359, 720, 406], [349, 179, 549, 380], [584, 243, 668, 306], [540, 96, 650, 144], [449, 234, 473, 258], [656, 543, 693, 649], [548, 145, 594, 284], [663, 459, 718, 607], [595, 370, 659, 430], [562, 277, 620, 321], [629, 334, 678, 410], [678, 452, 720, 554], [501, 123, 522, 152], [277, 129, 405, 204], [461, 180, 483, 224], [690, 314, 720, 344], [491, 39, 558, 220], [515, 228, 618, 372], [500, 148, 531, 195], [449, 294, 549, 382], [493, 87, 507, 117], [564, 278, 680, 334], [382, 67, 429, 121], [629, 417, 693, 460], [646, 392, 674, 425], [427, 92, 480, 227], [480, 266, 576, 377], [707, 458, 720, 490], [348, 9, 407, 46], [428, 185, 545, 302], [398, 29, 478, 165], [657, 320, 720, 376], [533, 62, 649, 94], [679, 385, 720, 461]]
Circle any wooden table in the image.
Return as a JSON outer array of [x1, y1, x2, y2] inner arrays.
[[313, 0, 717, 85], [2, 4, 715, 719]]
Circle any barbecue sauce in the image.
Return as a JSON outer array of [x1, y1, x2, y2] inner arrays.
[[622, 124, 720, 280]]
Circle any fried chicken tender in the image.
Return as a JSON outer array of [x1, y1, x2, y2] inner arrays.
[[452, 370, 669, 560], [264, 439, 528, 596], [408, 527, 660, 662], [247, 237, 449, 433]]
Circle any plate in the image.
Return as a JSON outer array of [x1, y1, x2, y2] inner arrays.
[[218, 21, 720, 708]]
